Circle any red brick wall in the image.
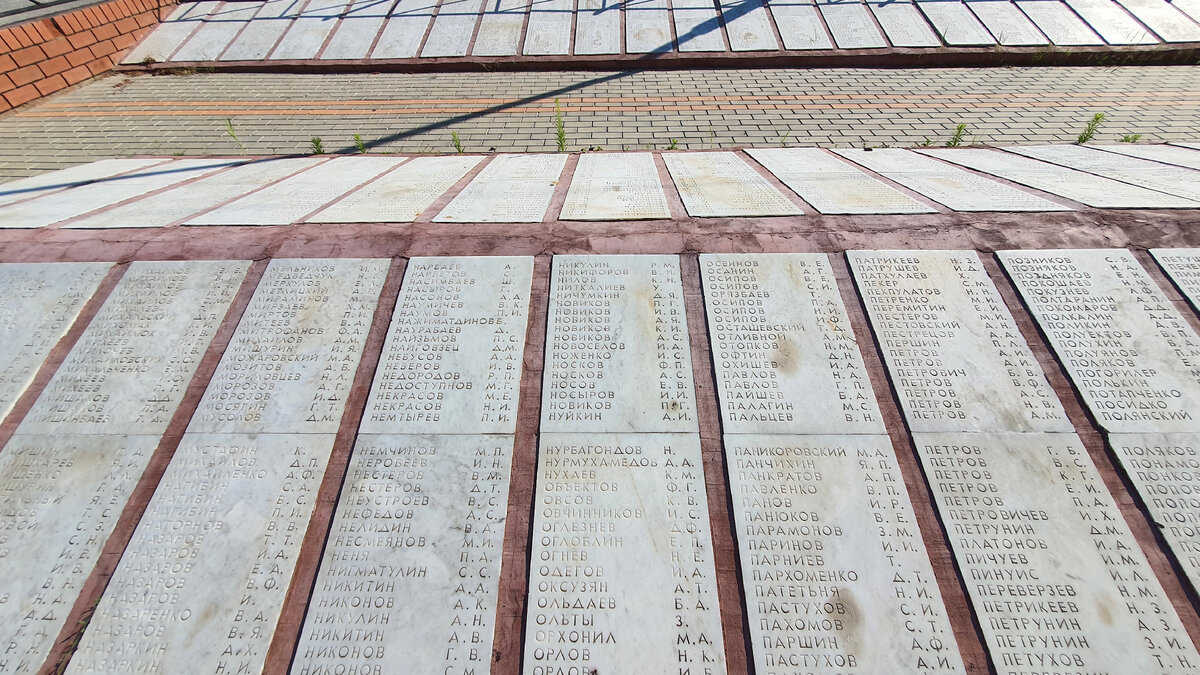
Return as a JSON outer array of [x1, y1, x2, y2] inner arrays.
[[0, 0, 175, 112]]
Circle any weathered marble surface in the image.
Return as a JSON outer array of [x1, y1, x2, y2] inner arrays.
[[665, 152, 802, 217], [1153, 247, 1200, 310], [748, 147, 934, 214], [1008, 144, 1200, 202], [0, 158, 164, 207], [560, 153, 671, 221], [310, 155, 482, 223], [434, 154, 567, 223]]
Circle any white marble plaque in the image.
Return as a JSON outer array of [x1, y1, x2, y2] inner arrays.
[[574, 0, 621, 54], [0, 158, 166, 207], [1098, 143, 1200, 171], [292, 433, 514, 674], [914, 431, 1200, 672], [917, 0, 997, 43], [1174, 0, 1200, 22], [189, 258, 388, 435], [1063, 0, 1157, 43], [67, 158, 323, 229], [543, 255, 697, 433], [310, 155, 480, 222], [1015, 0, 1104, 43], [524, 432, 726, 674], [771, 0, 835, 50], [186, 157, 402, 226], [850, 250, 1071, 433], [1008, 144, 1200, 202], [964, 0, 1049, 44], [322, 0, 392, 60], [0, 262, 109, 420], [1000, 249, 1200, 433], [422, 0, 484, 56], [219, 0, 305, 61], [818, 1, 890, 48], [728, 434, 965, 673], [120, 1, 214, 63], [0, 434, 159, 673], [18, 260, 249, 436], [673, 0, 728, 51], [720, 0, 782, 50], [1112, 0, 1200, 41], [560, 153, 671, 221], [270, 0, 350, 60], [170, 2, 261, 61], [473, 0, 527, 55], [68, 432, 337, 674], [869, 0, 942, 46], [360, 256, 532, 435], [1153, 247, 1200, 310], [626, 0, 672, 53], [748, 148, 935, 214], [701, 254, 886, 434], [523, 0, 573, 54], [434, 154, 567, 223], [372, 0, 437, 57], [920, 147, 1199, 208], [665, 152, 802, 217], [837, 149, 1069, 211]]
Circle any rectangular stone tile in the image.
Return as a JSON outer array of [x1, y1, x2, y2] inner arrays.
[[849, 250, 1072, 433], [719, 0, 782, 50], [18, 261, 249, 436], [560, 153, 671, 220], [372, 0, 437, 57], [0, 159, 242, 229], [1173, 142, 1200, 152], [1000, 249, 1200, 433], [1008, 144, 1200, 202], [120, 1, 216, 63], [1112, 0, 1200, 41], [186, 157, 401, 226], [171, 1, 263, 61], [912, 431, 1200, 673], [219, 0, 307, 61], [701, 253, 886, 434], [422, 0, 484, 56], [1063, 0, 1157, 43], [1172, 0, 1200, 22], [916, 0, 996, 44], [0, 434, 161, 673], [626, 0, 673, 53], [524, 432, 726, 674], [473, 0, 527, 55], [292, 433, 513, 674], [1015, 0, 1104, 43], [727, 434, 966, 673], [523, 0, 572, 54], [434, 154, 566, 223], [921, 147, 1199, 208], [189, 258, 389, 435], [665, 151, 801, 217], [542, 255, 698, 433], [574, 0, 621, 54], [311, 155, 481, 222], [748, 148, 935, 214], [837, 149, 1069, 211], [1153, 247, 1200, 310], [269, 0, 351, 59], [67, 433, 337, 675], [818, 1, 889, 48], [67, 157, 323, 229], [359, 257, 533, 435], [0, 262, 109, 421], [1098, 144, 1200, 171], [964, 0, 1049, 44], [673, 1, 728, 51], [869, 0, 942, 46], [0, 159, 166, 208], [322, 0, 393, 60], [771, 0, 836, 49]]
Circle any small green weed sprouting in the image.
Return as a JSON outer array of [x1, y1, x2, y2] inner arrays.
[[776, 130, 792, 147], [354, 134, 367, 153], [451, 131, 464, 154], [554, 99, 567, 152], [917, 138, 934, 147], [224, 118, 244, 154], [947, 123, 967, 147], [667, 139, 678, 150], [310, 137, 325, 155], [1077, 113, 1104, 144], [1120, 133, 1142, 143]]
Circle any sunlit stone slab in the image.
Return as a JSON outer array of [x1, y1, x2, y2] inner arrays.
[[473, 0, 527, 55], [913, 431, 1200, 672], [523, 0, 572, 54], [818, 1, 889, 48], [1063, 0, 1157, 43], [1112, 0, 1200, 41], [186, 157, 401, 226], [269, 0, 350, 59], [0, 434, 159, 673], [1154, 247, 1200, 310], [120, 1, 214, 63], [219, 0, 305, 61], [1098, 143, 1200, 171], [701, 253, 886, 434], [189, 258, 388, 435], [1175, 0, 1200, 21], [421, 0, 484, 56], [720, 0, 781, 50], [574, 0, 620, 54], [372, 0, 437, 57], [0, 159, 165, 207], [322, 0, 391, 60], [434, 154, 566, 223], [673, 0, 727, 51], [310, 155, 480, 222], [67, 157, 322, 229], [837, 148, 1069, 211], [916, 0, 996, 44], [0, 158, 242, 229], [748, 147, 934, 214], [68, 433, 337, 675], [920, 147, 1199, 208], [771, 0, 836, 50], [728, 434, 965, 673], [626, 0, 672, 52], [560, 153, 671, 221], [964, 0, 1049, 44], [170, 2, 261, 61], [1015, 0, 1104, 43], [1007, 144, 1200, 202], [869, 0, 942, 46], [664, 152, 801, 217], [524, 432, 726, 674], [0, 262, 109, 420], [19, 260, 249, 436], [293, 433, 513, 674], [1001, 249, 1200, 433], [542, 255, 697, 433], [359, 257, 533, 435], [850, 250, 1071, 433]]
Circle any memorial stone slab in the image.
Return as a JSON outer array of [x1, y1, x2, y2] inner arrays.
[[120, 1, 214, 63], [310, 155, 481, 222], [0, 435, 160, 673], [817, 1, 890, 48], [916, 0, 996, 44], [359, 256, 533, 435], [524, 432, 726, 674], [748, 148, 935, 214], [836, 148, 1069, 211], [1098, 143, 1200, 171], [523, 0, 573, 54], [1000, 249, 1200, 433], [371, 0, 437, 58], [913, 431, 1200, 672], [849, 250, 1072, 433], [701, 253, 886, 434], [1014, 0, 1104, 43], [18, 260, 250, 436], [0, 158, 243, 229], [68, 432, 338, 674], [626, 0, 672, 53], [421, 0, 485, 57], [770, 0, 836, 50], [964, 0, 1049, 44], [189, 258, 389, 435], [720, 0, 782, 50], [673, 0, 728, 51], [218, 0, 305, 61], [726, 434, 966, 673], [187, 157, 402, 226], [473, 0, 527, 56], [1112, 0, 1200, 41], [1153, 247, 1200, 310], [0, 262, 110, 420], [1174, 142, 1200, 152], [919, 147, 1200, 208], [321, 0, 392, 59], [67, 157, 324, 229], [1062, 0, 1157, 43], [292, 433, 514, 674], [0, 158, 166, 208], [542, 255, 697, 433], [664, 152, 802, 217], [269, 0, 350, 59], [1174, 0, 1200, 21], [170, 2, 261, 61], [1007, 144, 1200, 202], [869, 0, 942, 47], [574, 0, 621, 54], [560, 153, 671, 221], [434, 154, 567, 223]]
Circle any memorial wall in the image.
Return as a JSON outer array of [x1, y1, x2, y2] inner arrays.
[[0, 250, 1198, 674]]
